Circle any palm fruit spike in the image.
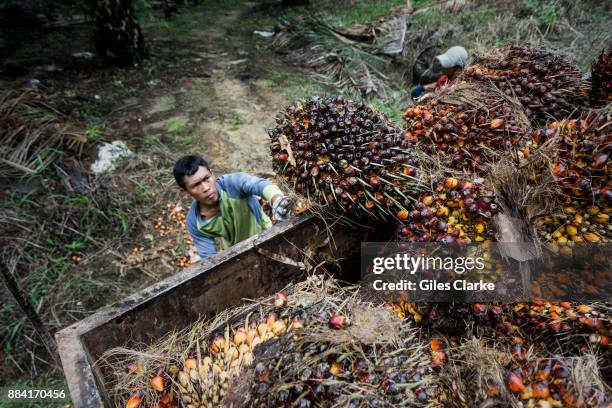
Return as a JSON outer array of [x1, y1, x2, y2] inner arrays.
[[396, 176, 500, 243], [590, 50, 612, 108], [403, 83, 529, 175], [464, 44, 589, 124], [269, 96, 422, 218]]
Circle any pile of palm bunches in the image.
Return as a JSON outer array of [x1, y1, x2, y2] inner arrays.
[[465, 44, 589, 125], [247, 307, 438, 407], [532, 108, 611, 248], [394, 301, 611, 354], [269, 96, 422, 217], [590, 50, 611, 108], [403, 85, 529, 175], [449, 339, 610, 407], [395, 176, 499, 243]]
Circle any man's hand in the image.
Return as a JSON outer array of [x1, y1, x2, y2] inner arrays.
[[271, 194, 291, 221]]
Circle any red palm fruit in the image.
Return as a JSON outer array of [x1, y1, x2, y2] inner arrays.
[[472, 303, 488, 314], [579, 317, 603, 330], [234, 327, 247, 347], [274, 291, 288, 308], [507, 372, 526, 392], [209, 336, 225, 355], [329, 315, 349, 329], [487, 384, 500, 397], [431, 351, 447, 369], [537, 360, 552, 381]]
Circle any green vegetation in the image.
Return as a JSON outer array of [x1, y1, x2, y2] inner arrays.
[[522, 0, 560, 27]]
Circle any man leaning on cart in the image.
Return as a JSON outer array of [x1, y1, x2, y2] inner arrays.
[[173, 155, 291, 259]]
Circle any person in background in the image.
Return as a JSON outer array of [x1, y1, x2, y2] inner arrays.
[[173, 155, 291, 259], [411, 46, 468, 100]]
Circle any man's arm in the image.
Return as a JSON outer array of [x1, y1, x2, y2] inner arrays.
[[224, 172, 283, 203], [222, 173, 290, 221], [186, 209, 218, 259]]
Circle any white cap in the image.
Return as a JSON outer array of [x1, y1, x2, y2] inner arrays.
[[434, 46, 468, 69]]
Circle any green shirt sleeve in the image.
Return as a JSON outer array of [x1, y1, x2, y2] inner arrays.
[[262, 183, 283, 202]]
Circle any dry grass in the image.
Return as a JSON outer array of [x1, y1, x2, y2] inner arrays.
[[0, 89, 86, 178]]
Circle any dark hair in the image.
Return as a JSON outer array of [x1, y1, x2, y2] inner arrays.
[[173, 155, 210, 189]]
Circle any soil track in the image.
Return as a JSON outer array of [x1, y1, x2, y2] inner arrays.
[[137, 5, 287, 175]]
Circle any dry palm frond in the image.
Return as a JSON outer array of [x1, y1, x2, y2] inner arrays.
[[0, 89, 86, 178], [274, 16, 391, 97]]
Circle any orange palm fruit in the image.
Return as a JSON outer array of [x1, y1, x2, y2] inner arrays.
[[330, 361, 343, 376], [396, 210, 409, 220], [150, 375, 164, 392], [125, 394, 142, 408], [430, 338, 444, 351], [490, 118, 505, 129], [246, 328, 257, 346], [184, 358, 197, 370], [233, 327, 247, 347]]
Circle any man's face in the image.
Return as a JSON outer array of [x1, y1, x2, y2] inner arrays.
[[183, 166, 218, 207]]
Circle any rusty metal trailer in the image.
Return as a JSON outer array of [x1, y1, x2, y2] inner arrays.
[[56, 214, 376, 407]]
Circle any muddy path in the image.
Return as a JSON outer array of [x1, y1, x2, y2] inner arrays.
[[133, 4, 292, 175]]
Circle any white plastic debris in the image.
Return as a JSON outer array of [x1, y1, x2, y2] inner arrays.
[[253, 30, 275, 38], [91, 141, 133, 174], [72, 52, 96, 60]]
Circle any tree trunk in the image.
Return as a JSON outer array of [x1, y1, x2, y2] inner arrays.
[[91, 0, 147, 66]]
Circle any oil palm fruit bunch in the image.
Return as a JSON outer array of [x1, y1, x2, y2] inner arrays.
[[395, 176, 500, 243], [547, 109, 611, 203], [532, 108, 611, 247], [468, 302, 611, 354], [393, 301, 611, 354], [403, 83, 529, 175], [269, 96, 422, 218], [465, 44, 589, 125], [171, 312, 300, 407], [247, 309, 438, 407], [124, 292, 300, 408], [590, 50, 611, 108]]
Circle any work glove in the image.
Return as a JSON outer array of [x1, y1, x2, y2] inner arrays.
[[272, 195, 291, 221], [411, 84, 425, 100]]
